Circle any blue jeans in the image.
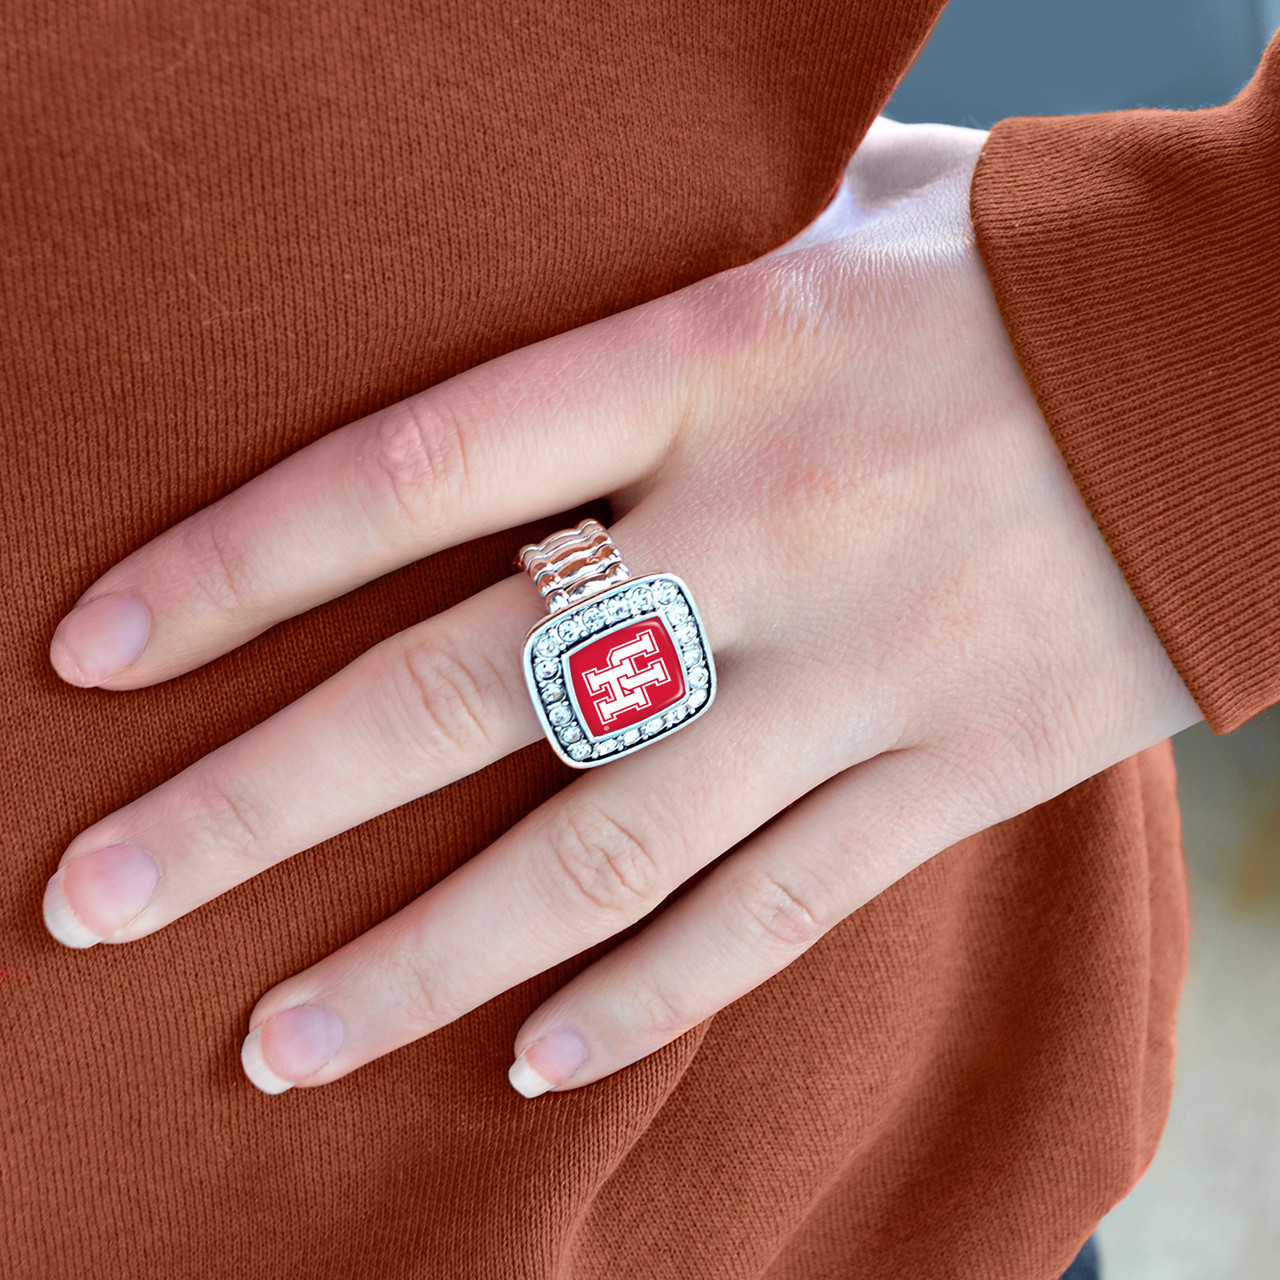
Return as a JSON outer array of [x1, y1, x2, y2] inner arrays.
[[1058, 1233, 1101, 1280]]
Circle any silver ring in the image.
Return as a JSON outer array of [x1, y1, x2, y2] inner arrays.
[[516, 519, 717, 767]]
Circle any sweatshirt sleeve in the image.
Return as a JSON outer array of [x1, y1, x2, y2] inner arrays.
[[969, 31, 1280, 734]]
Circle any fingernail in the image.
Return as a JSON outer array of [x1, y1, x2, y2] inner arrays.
[[241, 1004, 345, 1095], [50, 593, 151, 686], [43, 844, 161, 948], [42, 872, 101, 949], [508, 1028, 589, 1098]]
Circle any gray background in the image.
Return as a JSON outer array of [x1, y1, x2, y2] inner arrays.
[[888, 0, 1277, 123], [885, 5, 1280, 1276]]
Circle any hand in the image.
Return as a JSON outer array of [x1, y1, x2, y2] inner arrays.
[[42, 119, 1200, 1097]]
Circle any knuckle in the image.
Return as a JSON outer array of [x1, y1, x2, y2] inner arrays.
[[177, 774, 272, 868], [543, 802, 665, 921], [387, 950, 464, 1038], [732, 867, 834, 952], [366, 398, 470, 531], [179, 510, 255, 613], [631, 979, 700, 1044], [380, 630, 502, 768]]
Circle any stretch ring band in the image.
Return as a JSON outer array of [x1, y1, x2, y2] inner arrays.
[[516, 519, 716, 768], [517, 518, 631, 614]]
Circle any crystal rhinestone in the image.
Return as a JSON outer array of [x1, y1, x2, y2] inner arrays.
[[664, 600, 690, 621], [681, 642, 702, 665], [641, 719, 662, 738], [541, 681, 566, 703], [603, 595, 629, 623], [622, 727, 641, 746], [669, 704, 688, 724], [580, 605, 605, 633], [557, 616, 583, 643], [628, 586, 654, 613], [688, 688, 707, 708], [596, 738, 619, 755], [534, 658, 559, 682], [674, 622, 698, 645], [689, 666, 710, 688], [548, 704, 572, 726], [558, 725, 583, 744], [568, 741, 592, 761], [534, 633, 559, 658], [653, 580, 678, 605]]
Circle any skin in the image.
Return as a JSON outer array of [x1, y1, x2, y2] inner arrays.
[[42, 119, 1202, 1096]]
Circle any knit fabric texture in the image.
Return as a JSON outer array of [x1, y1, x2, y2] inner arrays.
[[1, 2, 1271, 1277], [972, 33, 1280, 732]]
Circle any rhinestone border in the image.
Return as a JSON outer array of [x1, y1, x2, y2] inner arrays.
[[522, 573, 716, 769]]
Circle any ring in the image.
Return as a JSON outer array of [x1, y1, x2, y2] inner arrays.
[[516, 518, 717, 768]]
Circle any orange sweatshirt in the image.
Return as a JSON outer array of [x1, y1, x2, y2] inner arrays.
[[1, 3, 1275, 1277]]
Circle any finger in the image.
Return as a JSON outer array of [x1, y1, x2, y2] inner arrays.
[[505, 748, 973, 1094], [49, 304, 688, 690], [42, 571, 548, 948], [43, 506, 747, 950], [234, 672, 856, 1094]]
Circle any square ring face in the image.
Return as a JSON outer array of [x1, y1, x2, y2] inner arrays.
[[522, 573, 716, 768]]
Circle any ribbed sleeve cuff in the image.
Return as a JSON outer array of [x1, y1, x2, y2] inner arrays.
[[969, 35, 1280, 733]]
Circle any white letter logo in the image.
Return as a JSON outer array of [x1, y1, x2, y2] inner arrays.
[[583, 626, 670, 725]]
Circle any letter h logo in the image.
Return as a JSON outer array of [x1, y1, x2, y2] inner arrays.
[[582, 626, 670, 726]]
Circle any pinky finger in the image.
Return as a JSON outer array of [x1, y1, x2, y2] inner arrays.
[[507, 748, 974, 1096]]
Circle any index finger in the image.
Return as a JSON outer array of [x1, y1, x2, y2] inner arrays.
[[49, 305, 687, 690]]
